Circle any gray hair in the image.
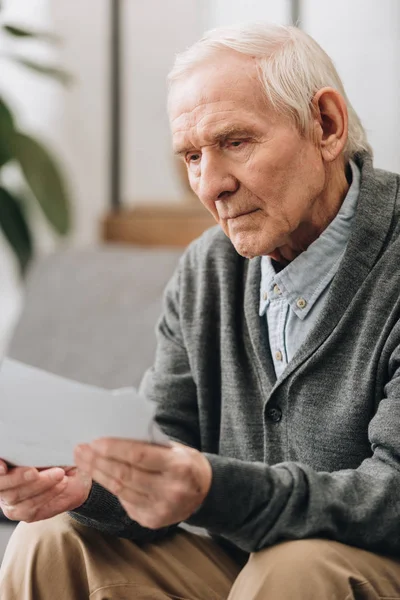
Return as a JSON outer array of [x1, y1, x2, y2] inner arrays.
[[168, 22, 371, 160]]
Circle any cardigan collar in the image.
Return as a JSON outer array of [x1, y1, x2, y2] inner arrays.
[[244, 152, 399, 392]]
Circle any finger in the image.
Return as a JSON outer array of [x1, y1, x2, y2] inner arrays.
[[79, 456, 150, 503], [1, 476, 68, 522], [75, 448, 160, 497], [93, 467, 148, 502], [0, 460, 8, 475], [83, 438, 171, 472], [0, 466, 41, 492], [0, 468, 65, 506]]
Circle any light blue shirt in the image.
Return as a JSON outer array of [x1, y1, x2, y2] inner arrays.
[[259, 160, 361, 378]]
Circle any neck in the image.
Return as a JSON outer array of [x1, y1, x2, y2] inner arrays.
[[273, 157, 351, 264]]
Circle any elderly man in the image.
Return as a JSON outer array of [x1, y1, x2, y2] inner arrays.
[[1, 22, 400, 600]]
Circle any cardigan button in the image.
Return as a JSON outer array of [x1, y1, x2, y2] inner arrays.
[[266, 407, 282, 422]]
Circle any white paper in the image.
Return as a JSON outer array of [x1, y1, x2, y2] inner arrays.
[[0, 358, 171, 467]]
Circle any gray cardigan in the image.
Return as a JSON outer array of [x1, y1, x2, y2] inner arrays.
[[72, 152, 400, 557]]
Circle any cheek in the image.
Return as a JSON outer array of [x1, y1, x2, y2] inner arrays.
[[289, 155, 326, 211], [256, 152, 324, 221], [239, 151, 291, 207]]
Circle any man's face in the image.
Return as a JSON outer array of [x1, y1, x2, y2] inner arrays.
[[169, 52, 329, 260]]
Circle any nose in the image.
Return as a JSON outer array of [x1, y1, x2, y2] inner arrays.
[[196, 153, 239, 208]]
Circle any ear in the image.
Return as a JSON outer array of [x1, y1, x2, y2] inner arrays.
[[312, 87, 348, 162]]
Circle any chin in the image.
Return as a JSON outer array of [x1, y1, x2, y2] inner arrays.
[[231, 236, 262, 259]]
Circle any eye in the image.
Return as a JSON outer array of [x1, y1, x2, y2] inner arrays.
[[185, 152, 201, 164], [226, 139, 248, 149]]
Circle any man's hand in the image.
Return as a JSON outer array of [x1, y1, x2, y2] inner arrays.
[[0, 462, 92, 522], [74, 439, 212, 529]]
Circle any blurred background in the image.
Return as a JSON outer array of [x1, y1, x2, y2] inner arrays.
[[1, 0, 400, 355]]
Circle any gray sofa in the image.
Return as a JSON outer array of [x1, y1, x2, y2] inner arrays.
[[9, 244, 182, 388]]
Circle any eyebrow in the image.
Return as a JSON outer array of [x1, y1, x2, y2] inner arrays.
[[173, 125, 258, 156]]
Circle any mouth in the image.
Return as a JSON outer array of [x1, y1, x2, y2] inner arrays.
[[225, 209, 259, 220]]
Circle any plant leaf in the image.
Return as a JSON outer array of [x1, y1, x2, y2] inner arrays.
[[4, 56, 72, 85], [0, 96, 16, 167], [0, 186, 33, 275], [2, 23, 60, 43], [12, 133, 71, 235]]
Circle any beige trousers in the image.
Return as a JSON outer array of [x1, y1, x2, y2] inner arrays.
[[1, 514, 400, 600]]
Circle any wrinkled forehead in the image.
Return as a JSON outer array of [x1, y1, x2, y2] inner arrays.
[[167, 54, 265, 129]]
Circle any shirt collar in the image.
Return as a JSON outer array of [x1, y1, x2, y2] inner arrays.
[[259, 159, 361, 319]]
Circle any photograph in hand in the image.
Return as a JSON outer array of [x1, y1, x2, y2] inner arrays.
[[0, 358, 170, 467]]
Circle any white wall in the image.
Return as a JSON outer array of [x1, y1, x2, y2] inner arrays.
[[50, 0, 109, 246], [51, 0, 208, 231], [123, 0, 208, 205], [208, 0, 290, 27]]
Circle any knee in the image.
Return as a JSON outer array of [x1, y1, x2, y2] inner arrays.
[[2, 513, 83, 568], [0, 514, 94, 599], [229, 540, 369, 600], [249, 538, 348, 579]]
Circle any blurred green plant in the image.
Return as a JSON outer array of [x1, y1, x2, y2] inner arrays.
[[0, 11, 72, 276]]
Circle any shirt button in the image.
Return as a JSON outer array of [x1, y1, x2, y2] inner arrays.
[[263, 291, 268, 301], [273, 284, 281, 295], [296, 297, 307, 309], [275, 350, 283, 361], [266, 407, 282, 422]]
